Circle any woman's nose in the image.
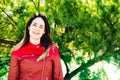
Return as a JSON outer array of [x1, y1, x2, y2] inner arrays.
[[34, 26, 39, 30]]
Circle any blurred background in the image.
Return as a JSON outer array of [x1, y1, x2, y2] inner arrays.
[[0, 0, 120, 80]]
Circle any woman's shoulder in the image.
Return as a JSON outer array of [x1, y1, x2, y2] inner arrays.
[[11, 48, 21, 56], [50, 43, 59, 51], [48, 44, 60, 56], [11, 45, 26, 56]]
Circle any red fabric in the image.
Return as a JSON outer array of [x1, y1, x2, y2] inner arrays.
[[8, 42, 64, 80]]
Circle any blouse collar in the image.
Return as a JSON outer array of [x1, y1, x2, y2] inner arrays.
[[27, 42, 43, 48]]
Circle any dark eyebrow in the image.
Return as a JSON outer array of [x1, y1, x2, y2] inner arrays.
[[33, 22, 44, 26], [33, 22, 37, 24], [40, 24, 44, 26]]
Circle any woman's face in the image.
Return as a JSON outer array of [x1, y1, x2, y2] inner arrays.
[[29, 17, 45, 41]]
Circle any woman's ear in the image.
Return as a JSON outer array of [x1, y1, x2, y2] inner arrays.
[[43, 31, 45, 34]]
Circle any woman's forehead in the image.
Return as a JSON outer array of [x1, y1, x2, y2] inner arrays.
[[32, 17, 45, 24]]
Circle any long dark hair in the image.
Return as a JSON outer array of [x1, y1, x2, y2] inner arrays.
[[13, 13, 53, 51]]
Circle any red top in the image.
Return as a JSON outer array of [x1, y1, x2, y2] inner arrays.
[[8, 42, 64, 80]]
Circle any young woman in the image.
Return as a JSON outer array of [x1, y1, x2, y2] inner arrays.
[[8, 13, 64, 80]]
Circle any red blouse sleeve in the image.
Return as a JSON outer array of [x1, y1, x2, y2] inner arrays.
[[49, 45, 64, 80], [8, 51, 20, 80]]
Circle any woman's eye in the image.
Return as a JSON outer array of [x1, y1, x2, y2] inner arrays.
[[39, 26, 43, 29], [33, 24, 36, 26]]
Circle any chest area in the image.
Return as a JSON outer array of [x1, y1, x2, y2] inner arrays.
[[16, 47, 44, 60], [19, 58, 53, 74]]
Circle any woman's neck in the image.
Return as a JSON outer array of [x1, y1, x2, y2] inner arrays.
[[29, 38, 40, 45]]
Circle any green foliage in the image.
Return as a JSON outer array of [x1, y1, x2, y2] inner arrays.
[[79, 68, 91, 80], [0, 43, 12, 78], [90, 68, 108, 80], [78, 67, 108, 80], [0, 0, 120, 80]]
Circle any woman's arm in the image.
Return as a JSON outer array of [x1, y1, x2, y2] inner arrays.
[[8, 52, 20, 80]]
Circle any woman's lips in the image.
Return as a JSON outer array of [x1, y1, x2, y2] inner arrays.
[[33, 31, 40, 35]]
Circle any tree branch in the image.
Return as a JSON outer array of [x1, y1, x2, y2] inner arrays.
[[0, 8, 17, 26], [65, 56, 103, 79], [103, 19, 112, 28], [112, 17, 120, 26], [0, 39, 17, 45], [38, 0, 40, 12], [31, 0, 38, 12], [65, 46, 114, 79]]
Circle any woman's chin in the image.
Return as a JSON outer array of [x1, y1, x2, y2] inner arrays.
[[31, 36, 41, 40]]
